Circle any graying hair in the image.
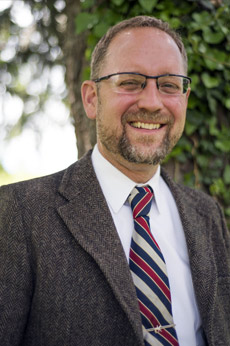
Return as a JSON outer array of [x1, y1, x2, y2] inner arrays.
[[90, 15, 188, 79]]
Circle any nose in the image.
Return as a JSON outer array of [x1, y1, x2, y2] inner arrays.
[[136, 79, 164, 112]]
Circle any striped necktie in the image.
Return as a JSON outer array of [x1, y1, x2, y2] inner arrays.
[[128, 186, 179, 346]]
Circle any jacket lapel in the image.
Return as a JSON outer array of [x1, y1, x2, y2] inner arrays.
[[161, 169, 217, 342], [57, 151, 144, 345]]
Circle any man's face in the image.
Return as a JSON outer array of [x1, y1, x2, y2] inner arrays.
[[94, 28, 190, 177]]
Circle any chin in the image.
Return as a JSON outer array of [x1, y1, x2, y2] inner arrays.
[[120, 144, 168, 165]]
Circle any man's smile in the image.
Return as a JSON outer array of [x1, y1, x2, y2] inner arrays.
[[129, 121, 162, 130]]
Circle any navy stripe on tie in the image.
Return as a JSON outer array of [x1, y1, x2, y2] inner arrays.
[[130, 259, 172, 313], [137, 288, 170, 325], [130, 239, 170, 289], [133, 219, 165, 262]]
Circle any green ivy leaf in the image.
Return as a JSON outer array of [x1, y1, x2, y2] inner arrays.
[[203, 28, 225, 44], [93, 22, 110, 38], [197, 154, 209, 168], [75, 12, 98, 34], [192, 12, 212, 26], [225, 99, 230, 110], [185, 122, 197, 136], [210, 178, 225, 196], [204, 58, 223, 71], [209, 117, 219, 136], [201, 73, 219, 88], [207, 93, 217, 113], [224, 165, 230, 184], [138, 0, 158, 12], [80, 0, 94, 10], [215, 140, 230, 152]]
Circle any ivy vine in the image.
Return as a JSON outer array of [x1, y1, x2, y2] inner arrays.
[[76, 0, 230, 225]]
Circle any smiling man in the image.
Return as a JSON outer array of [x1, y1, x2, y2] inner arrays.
[[82, 25, 190, 183], [0, 16, 230, 346]]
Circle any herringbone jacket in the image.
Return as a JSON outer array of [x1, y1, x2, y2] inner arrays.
[[0, 150, 230, 346]]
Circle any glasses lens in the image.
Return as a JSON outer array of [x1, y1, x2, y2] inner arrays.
[[158, 76, 189, 94], [110, 74, 146, 94]]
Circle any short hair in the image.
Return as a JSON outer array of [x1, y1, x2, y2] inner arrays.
[[90, 15, 188, 79]]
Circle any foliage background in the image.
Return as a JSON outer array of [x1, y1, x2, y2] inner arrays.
[[1, 0, 230, 225], [76, 0, 230, 225]]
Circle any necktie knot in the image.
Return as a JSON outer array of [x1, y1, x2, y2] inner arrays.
[[128, 185, 153, 220]]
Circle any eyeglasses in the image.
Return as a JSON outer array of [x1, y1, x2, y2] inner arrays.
[[93, 72, 191, 95]]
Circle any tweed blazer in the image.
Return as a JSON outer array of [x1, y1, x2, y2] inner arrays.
[[0, 150, 230, 346]]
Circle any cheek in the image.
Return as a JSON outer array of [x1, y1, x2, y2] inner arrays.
[[166, 97, 187, 120], [102, 91, 138, 116]]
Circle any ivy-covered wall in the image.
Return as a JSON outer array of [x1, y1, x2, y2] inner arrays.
[[76, 0, 230, 225]]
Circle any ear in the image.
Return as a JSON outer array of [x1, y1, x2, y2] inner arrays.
[[186, 87, 191, 101], [81, 80, 98, 119], [183, 87, 191, 108]]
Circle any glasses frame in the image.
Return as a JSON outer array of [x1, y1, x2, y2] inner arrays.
[[93, 72, 192, 94]]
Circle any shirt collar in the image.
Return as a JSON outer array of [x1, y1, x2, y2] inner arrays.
[[91, 145, 163, 214]]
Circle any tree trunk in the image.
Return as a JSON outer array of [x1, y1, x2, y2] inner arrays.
[[64, 0, 96, 159]]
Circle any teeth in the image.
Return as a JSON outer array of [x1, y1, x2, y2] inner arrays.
[[131, 122, 161, 130]]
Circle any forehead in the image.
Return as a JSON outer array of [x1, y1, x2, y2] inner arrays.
[[102, 27, 185, 75]]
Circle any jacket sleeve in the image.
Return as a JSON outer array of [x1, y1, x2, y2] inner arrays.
[[0, 184, 34, 346]]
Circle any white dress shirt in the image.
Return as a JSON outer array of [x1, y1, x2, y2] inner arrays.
[[91, 145, 205, 346]]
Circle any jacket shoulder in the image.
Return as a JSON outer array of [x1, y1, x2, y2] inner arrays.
[[161, 168, 219, 213], [0, 150, 93, 205]]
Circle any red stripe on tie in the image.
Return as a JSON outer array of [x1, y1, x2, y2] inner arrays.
[[133, 194, 152, 219], [139, 300, 159, 327], [136, 217, 161, 251], [130, 248, 171, 301], [139, 302, 178, 346], [160, 329, 179, 346]]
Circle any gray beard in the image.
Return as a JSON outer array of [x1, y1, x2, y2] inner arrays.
[[118, 128, 172, 165], [97, 109, 182, 165]]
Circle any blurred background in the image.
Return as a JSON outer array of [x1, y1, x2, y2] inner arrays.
[[0, 0, 77, 184], [0, 0, 230, 224]]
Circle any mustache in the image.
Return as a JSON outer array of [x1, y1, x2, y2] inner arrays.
[[121, 110, 173, 125]]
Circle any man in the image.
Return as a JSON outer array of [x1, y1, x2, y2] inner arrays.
[[0, 16, 229, 346]]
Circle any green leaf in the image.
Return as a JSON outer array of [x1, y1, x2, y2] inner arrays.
[[197, 155, 209, 168], [185, 122, 197, 136], [207, 93, 217, 113], [203, 28, 225, 44], [224, 165, 230, 184], [198, 42, 207, 54], [192, 12, 212, 26], [93, 22, 110, 38], [103, 10, 123, 25], [80, 0, 94, 10], [210, 178, 225, 196], [208, 117, 219, 136], [225, 99, 230, 110], [204, 58, 222, 71], [75, 12, 98, 34], [138, 0, 158, 12], [169, 18, 181, 29], [82, 66, 91, 82], [215, 139, 230, 152], [201, 73, 219, 88]]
